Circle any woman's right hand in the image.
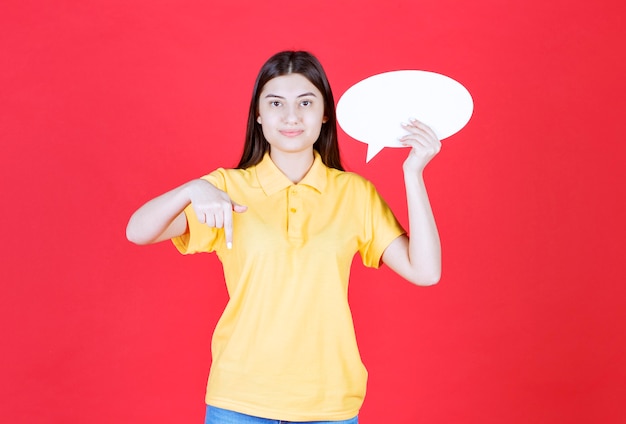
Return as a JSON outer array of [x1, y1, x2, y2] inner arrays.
[[187, 179, 248, 249], [126, 179, 247, 247]]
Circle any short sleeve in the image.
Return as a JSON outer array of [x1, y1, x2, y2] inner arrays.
[[171, 169, 226, 255], [358, 181, 406, 268]]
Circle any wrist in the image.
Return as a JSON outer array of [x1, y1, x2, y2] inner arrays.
[[184, 178, 209, 199], [402, 164, 425, 179]]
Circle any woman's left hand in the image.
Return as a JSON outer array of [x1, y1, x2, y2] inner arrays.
[[399, 118, 442, 174]]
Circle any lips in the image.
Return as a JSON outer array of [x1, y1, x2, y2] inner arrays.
[[279, 129, 304, 137]]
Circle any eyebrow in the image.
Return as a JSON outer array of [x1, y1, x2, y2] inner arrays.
[[264, 92, 318, 99]]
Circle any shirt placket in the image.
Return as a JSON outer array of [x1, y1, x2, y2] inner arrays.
[[287, 185, 303, 242]]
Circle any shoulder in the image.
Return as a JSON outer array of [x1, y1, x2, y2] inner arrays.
[[203, 167, 253, 178], [201, 167, 255, 188], [324, 169, 384, 206], [327, 168, 377, 192]]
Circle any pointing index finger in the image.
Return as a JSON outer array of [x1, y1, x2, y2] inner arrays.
[[223, 203, 234, 249]]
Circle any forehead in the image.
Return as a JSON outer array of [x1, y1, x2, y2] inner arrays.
[[260, 73, 323, 97]]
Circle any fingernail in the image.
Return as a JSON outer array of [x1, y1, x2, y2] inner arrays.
[[227, 242, 232, 249]]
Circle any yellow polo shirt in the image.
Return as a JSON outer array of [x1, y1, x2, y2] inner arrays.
[[173, 152, 405, 421]]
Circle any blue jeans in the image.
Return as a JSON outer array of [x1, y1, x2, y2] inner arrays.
[[204, 405, 358, 424]]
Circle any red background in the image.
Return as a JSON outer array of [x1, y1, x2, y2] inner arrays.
[[2, 1, 625, 423]]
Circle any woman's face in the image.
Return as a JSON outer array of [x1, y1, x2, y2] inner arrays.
[[257, 73, 327, 156]]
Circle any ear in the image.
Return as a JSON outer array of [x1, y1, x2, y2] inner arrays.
[[322, 116, 328, 123], [257, 116, 262, 124]]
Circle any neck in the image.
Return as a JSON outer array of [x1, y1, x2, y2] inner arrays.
[[270, 149, 315, 183]]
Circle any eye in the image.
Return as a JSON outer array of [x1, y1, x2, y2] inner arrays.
[[270, 100, 282, 107], [300, 100, 312, 107]]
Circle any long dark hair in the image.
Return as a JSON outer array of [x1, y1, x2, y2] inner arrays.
[[237, 51, 343, 171]]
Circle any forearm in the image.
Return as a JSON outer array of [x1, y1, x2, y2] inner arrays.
[[381, 118, 442, 285], [404, 170, 442, 285], [126, 181, 196, 245]]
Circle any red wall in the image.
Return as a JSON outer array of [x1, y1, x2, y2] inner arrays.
[[2, 1, 625, 423]]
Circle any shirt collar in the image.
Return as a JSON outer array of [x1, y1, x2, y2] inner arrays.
[[255, 151, 328, 196]]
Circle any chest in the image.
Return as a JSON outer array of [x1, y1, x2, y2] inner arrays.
[[231, 185, 363, 254]]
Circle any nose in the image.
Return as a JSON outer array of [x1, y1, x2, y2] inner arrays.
[[283, 104, 299, 124]]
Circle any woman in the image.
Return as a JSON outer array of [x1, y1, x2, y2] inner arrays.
[[126, 51, 441, 424]]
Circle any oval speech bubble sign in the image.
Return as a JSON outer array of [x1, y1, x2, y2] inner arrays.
[[336, 70, 473, 162]]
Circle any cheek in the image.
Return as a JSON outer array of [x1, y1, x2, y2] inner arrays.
[[258, 114, 278, 141], [257, 109, 275, 127], [306, 111, 326, 128], [257, 113, 278, 130]]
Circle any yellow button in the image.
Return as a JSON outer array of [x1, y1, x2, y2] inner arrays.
[[290, 208, 297, 213]]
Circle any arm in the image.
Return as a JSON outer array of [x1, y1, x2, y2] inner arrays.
[[382, 119, 442, 286], [126, 178, 247, 247]]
